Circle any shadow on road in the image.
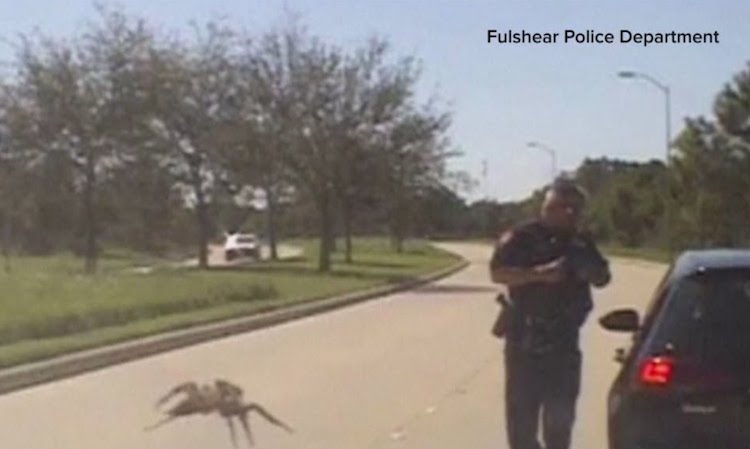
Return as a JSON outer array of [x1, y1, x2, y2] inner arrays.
[[413, 283, 497, 295], [204, 263, 420, 284], [345, 260, 411, 269]]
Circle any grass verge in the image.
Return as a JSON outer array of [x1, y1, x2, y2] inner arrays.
[[0, 238, 460, 368]]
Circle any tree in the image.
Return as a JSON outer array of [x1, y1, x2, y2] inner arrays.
[[572, 158, 665, 245], [102, 140, 182, 254], [711, 63, 750, 244], [0, 88, 31, 271], [1, 9, 469, 267], [327, 38, 416, 262], [7, 8, 152, 272], [609, 182, 643, 247], [412, 183, 468, 238], [144, 22, 239, 268], [218, 34, 293, 261], [378, 108, 453, 252], [667, 63, 750, 248], [672, 119, 748, 247], [243, 24, 345, 271]]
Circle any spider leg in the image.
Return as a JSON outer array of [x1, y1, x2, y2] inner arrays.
[[144, 415, 175, 432], [224, 416, 239, 448], [244, 403, 294, 433], [155, 382, 198, 409], [238, 411, 255, 447]]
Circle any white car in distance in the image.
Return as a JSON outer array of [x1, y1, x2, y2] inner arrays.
[[224, 233, 260, 262]]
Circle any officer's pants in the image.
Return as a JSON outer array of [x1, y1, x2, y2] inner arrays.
[[504, 348, 581, 449]]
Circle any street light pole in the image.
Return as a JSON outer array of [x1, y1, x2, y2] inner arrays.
[[664, 86, 672, 162], [617, 70, 672, 161], [481, 159, 489, 200], [618, 70, 674, 253], [527, 141, 558, 181]]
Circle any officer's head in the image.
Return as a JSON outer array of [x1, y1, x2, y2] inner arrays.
[[540, 178, 586, 231]]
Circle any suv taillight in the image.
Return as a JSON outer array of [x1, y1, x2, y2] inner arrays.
[[639, 356, 674, 386]]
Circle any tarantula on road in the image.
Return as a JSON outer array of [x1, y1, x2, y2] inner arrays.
[[145, 379, 294, 447]]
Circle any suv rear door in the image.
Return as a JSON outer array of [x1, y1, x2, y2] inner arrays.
[[639, 268, 750, 446]]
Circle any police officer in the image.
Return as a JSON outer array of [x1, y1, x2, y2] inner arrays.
[[489, 179, 610, 449]]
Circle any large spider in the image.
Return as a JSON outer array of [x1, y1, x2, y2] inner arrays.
[[145, 379, 294, 447]]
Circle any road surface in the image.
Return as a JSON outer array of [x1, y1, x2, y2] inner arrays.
[[0, 242, 666, 449]]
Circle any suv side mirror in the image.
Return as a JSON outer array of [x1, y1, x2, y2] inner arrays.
[[599, 309, 640, 332]]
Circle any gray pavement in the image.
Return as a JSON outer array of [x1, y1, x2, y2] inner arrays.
[[0, 242, 666, 449]]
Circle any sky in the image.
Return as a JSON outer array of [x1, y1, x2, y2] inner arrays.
[[0, 0, 748, 201]]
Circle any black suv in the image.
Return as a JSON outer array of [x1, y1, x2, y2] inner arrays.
[[600, 250, 750, 449]]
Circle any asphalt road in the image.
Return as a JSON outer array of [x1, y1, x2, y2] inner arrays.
[[0, 242, 666, 449]]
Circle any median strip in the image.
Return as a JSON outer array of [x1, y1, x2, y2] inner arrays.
[[0, 252, 467, 396]]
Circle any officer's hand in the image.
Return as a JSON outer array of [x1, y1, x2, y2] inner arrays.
[[568, 235, 611, 287], [533, 257, 566, 283]]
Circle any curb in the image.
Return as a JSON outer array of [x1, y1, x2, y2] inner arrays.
[[0, 256, 469, 396]]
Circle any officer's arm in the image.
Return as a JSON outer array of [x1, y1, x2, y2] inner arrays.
[[589, 259, 611, 288], [579, 235, 611, 288], [489, 231, 556, 287], [491, 264, 550, 286]]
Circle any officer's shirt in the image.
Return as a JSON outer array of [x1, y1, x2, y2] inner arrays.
[[490, 220, 595, 347]]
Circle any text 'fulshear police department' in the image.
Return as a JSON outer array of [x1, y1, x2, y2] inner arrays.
[[487, 29, 720, 47]]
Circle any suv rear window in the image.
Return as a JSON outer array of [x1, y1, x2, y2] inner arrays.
[[648, 269, 750, 373]]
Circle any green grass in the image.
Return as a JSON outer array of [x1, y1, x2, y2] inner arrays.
[[0, 238, 460, 368]]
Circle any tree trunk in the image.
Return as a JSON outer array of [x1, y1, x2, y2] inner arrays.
[[390, 166, 406, 254], [264, 185, 279, 261], [2, 215, 10, 274], [317, 192, 332, 272], [193, 178, 210, 269], [329, 221, 338, 253], [390, 197, 405, 254], [343, 199, 353, 263], [391, 222, 404, 253], [83, 156, 98, 274]]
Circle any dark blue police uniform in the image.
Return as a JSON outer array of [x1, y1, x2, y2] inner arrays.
[[490, 220, 609, 449]]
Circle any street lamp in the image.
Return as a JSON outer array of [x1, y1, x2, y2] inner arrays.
[[618, 70, 674, 253], [617, 70, 672, 161], [527, 141, 558, 181]]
